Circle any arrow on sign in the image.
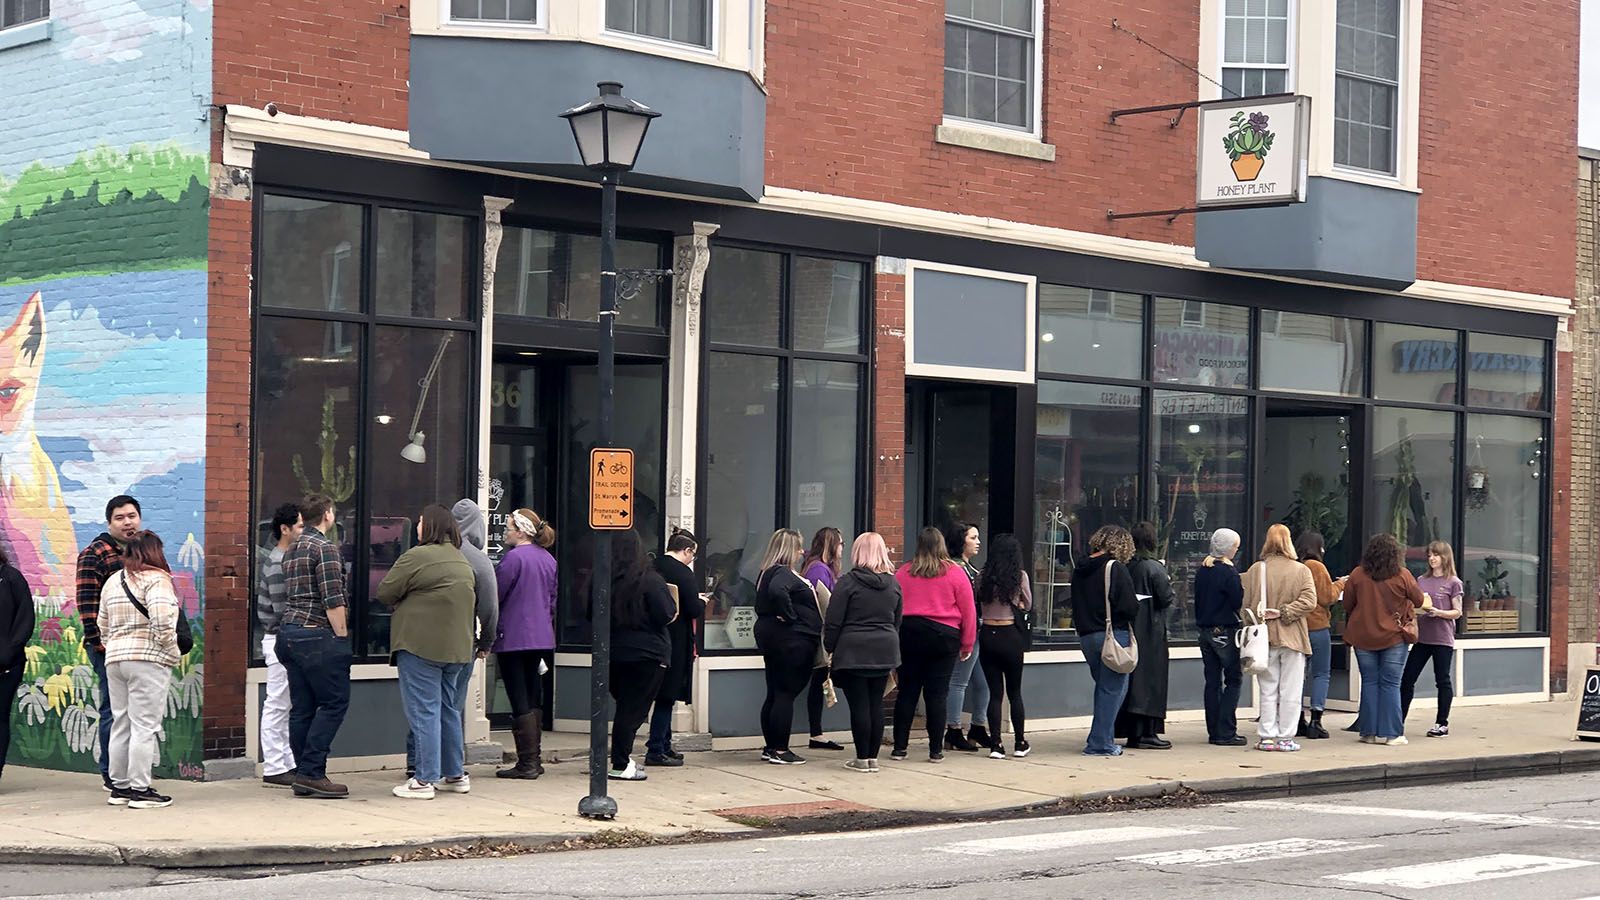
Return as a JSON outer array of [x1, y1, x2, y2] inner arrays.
[[620, 493, 630, 501]]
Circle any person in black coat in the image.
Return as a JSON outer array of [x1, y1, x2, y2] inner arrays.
[[754, 528, 821, 766], [647, 528, 706, 766], [823, 533, 903, 771], [604, 531, 678, 782], [1116, 521, 1176, 750], [0, 548, 35, 784], [1072, 526, 1140, 757]]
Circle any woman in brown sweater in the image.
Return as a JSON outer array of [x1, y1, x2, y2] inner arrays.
[[1240, 524, 1318, 752], [1341, 533, 1426, 746], [1294, 532, 1340, 740]]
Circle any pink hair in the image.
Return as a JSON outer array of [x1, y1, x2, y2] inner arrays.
[[850, 532, 893, 573]]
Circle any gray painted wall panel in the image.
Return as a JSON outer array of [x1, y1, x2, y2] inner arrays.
[[706, 668, 853, 738], [910, 269, 1029, 372], [1462, 647, 1544, 695], [1195, 176, 1418, 289], [252, 678, 411, 760], [410, 36, 765, 200], [555, 665, 593, 722]]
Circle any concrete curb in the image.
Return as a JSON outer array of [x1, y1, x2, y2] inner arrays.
[[8, 746, 1600, 868]]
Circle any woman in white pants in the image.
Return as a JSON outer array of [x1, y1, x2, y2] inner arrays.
[[100, 531, 182, 809], [1242, 524, 1318, 752]]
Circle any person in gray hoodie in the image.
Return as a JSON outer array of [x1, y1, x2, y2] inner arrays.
[[407, 500, 500, 779], [823, 533, 903, 773]]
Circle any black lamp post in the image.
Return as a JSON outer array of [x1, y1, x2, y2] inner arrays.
[[561, 81, 660, 821]]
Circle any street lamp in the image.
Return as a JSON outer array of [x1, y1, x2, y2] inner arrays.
[[562, 81, 660, 821]]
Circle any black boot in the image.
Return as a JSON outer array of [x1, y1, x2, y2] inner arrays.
[[496, 712, 545, 779], [945, 726, 979, 752], [1307, 709, 1330, 739], [967, 724, 993, 750], [1296, 711, 1309, 737]]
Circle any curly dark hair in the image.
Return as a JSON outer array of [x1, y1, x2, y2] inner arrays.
[[976, 533, 1024, 608], [1360, 533, 1403, 581]]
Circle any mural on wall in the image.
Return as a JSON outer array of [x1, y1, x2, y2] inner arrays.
[[1, 0, 210, 779]]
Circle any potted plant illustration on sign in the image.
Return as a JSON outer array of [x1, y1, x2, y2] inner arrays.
[[1223, 110, 1275, 182]]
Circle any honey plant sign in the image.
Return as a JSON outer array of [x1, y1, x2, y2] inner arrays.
[[1196, 95, 1307, 208]]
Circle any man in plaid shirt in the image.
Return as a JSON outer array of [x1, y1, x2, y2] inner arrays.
[[275, 493, 352, 799], [76, 495, 143, 791]]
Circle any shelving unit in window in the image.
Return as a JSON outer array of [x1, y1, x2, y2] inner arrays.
[[1034, 503, 1077, 637]]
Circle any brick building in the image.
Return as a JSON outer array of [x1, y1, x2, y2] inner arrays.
[[0, 0, 1578, 776]]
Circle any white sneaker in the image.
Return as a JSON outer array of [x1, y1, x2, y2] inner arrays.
[[393, 778, 436, 800], [436, 774, 471, 794], [1387, 736, 1409, 746], [608, 760, 647, 781], [989, 746, 1007, 759], [844, 759, 872, 773]]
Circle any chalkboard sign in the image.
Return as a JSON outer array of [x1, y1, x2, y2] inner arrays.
[[1575, 665, 1600, 740]]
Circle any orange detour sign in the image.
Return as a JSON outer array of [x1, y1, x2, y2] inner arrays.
[[589, 448, 635, 530]]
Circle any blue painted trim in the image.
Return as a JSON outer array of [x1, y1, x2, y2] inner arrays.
[[0, 18, 50, 52]]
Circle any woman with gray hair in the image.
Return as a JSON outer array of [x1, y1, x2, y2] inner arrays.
[[1194, 527, 1247, 747]]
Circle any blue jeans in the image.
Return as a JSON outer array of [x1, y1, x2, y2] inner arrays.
[[88, 646, 113, 782], [1356, 643, 1408, 740], [1080, 629, 1132, 755], [396, 651, 467, 784], [1307, 628, 1332, 711], [276, 623, 352, 780], [946, 637, 990, 727], [406, 660, 477, 773]]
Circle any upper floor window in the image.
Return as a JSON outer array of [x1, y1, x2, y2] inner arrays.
[[606, 0, 711, 49], [944, 0, 1036, 132], [1334, 0, 1401, 175], [1, 0, 48, 29], [1222, 0, 1291, 98]]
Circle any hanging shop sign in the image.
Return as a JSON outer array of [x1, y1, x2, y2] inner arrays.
[[1196, 95, 1310, 209]]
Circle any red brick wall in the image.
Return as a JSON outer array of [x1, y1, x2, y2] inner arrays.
[[214, 0, 410, 129], [871, 272, 907, 556], [203, 125, 255, 759]]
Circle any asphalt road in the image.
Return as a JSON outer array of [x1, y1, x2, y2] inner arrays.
[[9, 772, 1600, 899]]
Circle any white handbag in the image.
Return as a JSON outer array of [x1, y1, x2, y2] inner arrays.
[[1236, 562, 1270, 675]]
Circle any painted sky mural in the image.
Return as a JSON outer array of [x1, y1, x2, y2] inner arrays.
[[1, 0, 210, 777]]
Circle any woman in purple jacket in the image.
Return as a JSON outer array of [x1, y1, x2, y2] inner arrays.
[[801, 527, 845, 751], [493, 508, 557, 779]]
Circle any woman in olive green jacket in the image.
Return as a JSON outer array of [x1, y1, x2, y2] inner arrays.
[[377, 505, 477, 800]]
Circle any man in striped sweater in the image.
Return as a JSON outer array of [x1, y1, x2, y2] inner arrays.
[[257, 503, 303, 787]]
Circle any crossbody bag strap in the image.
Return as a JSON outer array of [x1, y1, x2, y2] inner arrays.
[[1102, 559, 1114, 624], [120, 572, 152, 620], [1257, 561, 1268, 621]]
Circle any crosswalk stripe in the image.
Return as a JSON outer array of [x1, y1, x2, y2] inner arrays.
[[1327, 854, 1596, 889], [1120, 838, 1380, 868], [936, 825, 1232, 857], [1235, 799, 1600, 831]]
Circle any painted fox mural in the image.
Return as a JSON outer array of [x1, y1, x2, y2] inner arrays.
[[0, 292, 77, 602]]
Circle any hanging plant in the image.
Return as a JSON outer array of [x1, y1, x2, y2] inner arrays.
[[1466, 435, 1491, 511]]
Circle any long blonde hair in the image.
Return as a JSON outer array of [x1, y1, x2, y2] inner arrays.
[[759, 528, 805, 572], [1260, 523, 1297, 560]]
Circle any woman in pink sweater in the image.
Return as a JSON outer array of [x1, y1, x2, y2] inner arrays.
[[891, 527, 977, 762]]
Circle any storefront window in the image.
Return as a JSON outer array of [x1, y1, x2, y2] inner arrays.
[[1033, 382, 1141, 640], [1374, 323, 1458, 404], [258, 196, 362, 314], [1461, 415, 1543, 633], [1038, 285, 1144, 380], [701, 248, 869, 652], [493, 226, 662, 327], [1261, 312, 1366, 396], [1152, 298, 1250, 388], [1466, 333, 1547, 411], [376, 209, 472, 321], [1153, 390, 1250, 642], [1371, 407, 1456, 575]]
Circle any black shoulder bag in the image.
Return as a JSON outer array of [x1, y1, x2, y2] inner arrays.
[[121, 572, 195, 656]]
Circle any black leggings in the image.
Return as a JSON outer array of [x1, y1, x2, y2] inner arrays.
[[979, 624, 1027, 746], [497, 649, 551, 718], [833, 670, 889, 759], [892, 617, 961, 754], [609, 659, 665, 769], [1400, 643, 1454, 726], [757, 620, 818, 753], [808, 666, 831, 736]]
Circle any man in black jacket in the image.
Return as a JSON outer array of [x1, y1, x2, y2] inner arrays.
[[647, 529, 706, 766], [0, 556, 34, 783]]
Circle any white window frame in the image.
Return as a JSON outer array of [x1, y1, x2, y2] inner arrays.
[[1217, 0, 1296, 98], [941, 0, 1045, 139], [441, 0, 547, 29], [601, 0, 717, 55], [1331, 0, 1404, 179], [0, 0, 49, 50], [904, 260, 1037, 385], [1260, 308, 1282, 337], [1087, 289, 1116, 319], [1181, 300, 1207, 328]]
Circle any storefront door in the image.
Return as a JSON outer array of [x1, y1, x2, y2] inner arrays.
[[906, 380, 1019, 563]]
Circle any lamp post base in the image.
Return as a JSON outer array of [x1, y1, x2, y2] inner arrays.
[[578, 794, 619, 820]]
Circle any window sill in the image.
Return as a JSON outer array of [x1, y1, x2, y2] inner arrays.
[[0, 18, 50, 52], [935, 123, 1056, 162], [1321, 166, 1422, 194]]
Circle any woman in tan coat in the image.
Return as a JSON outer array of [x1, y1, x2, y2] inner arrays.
[[1242, 524, 1318, 752]]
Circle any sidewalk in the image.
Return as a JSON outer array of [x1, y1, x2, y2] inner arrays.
[[2, 700, 1596, 868]]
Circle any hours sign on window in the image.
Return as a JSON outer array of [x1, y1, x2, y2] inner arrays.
[[1195, 95, 1310, 209]]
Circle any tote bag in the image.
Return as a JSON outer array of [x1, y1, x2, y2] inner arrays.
[[1236, 563, 1270, 675], [1100, 561, 1139, 674]]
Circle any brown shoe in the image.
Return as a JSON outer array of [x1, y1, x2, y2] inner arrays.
[[262, 772, 297, 788], [292, 776, 349, 799]]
